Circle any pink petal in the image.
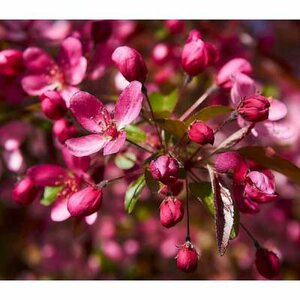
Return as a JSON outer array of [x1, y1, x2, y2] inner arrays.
[[85, 212, 98, 225], [51, 198, 71, 222], [103, 131, 126, 156], [230, 73, 256, 107], [268, 99, 288, 121], [69, 91, 110, 133], [23, 47, 57, 73], [62, 146, 90, 172], [114, 81, 144, 129], [21, 74, 58, 96], [57, 37, 87, 85], [59, 86, 79, 107], [27, 164, 67, 186], [65, 134, 108, 157], [3, 149, 24, 173]]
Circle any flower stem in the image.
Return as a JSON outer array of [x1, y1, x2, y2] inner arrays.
[[240, 222, 261, 248], [185, 176, 191, 241], [174, 73, 192, 113], [179, 84, 218, 121], [126, 139, 154, 154]]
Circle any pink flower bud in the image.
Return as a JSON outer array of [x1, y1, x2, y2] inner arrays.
[[12, 176, 39, 205], [91, 20, 113, 44], [67, 186, 103, 217], [181, 30, 218, 76], [214, 151, 248, 182], [237, 95, 270, 122], [176, 241, 199, 273], [217, 58, 253, 89], [112, 46, 148, 82], [165, 20, 185, 34], [245, 170, 277, 203], [40, 91, 67, 120], [149, 155, 179, 185], [52, 119, 77, 144], [255, 248, 280, 279], [188, 120, 214, 145], [159, 197, 184, 228], [0, 49, 23, 76]]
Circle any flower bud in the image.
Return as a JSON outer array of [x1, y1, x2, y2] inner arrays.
[[149, 155, 179, 185], [188, 120, 214, 145], [160, 197, 184, 228], [165, 20, 185, 34], [67, 186, 103, 217], [0, 49, 23, 76], [112, 46, 148, 82], [237, 95, 270, 122], [12, 176, 39, 205], [181, 30, 218, 76], [91, 20, 113, 44], [52, 119, 77, 144], [176, 241, 199, 273], [159, 180, 184, 197], [217, 58, 252, 89], [40, 91, 67, 120], [255, 248, 280, 279]]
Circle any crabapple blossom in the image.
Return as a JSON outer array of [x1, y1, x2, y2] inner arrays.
[[176, 241, 199, 273], [12, 176, 39, 205], [255, 247, 280, 279], [188, 120, 215, 145], [40, 90, 67, 120], [159, 197, 184, 228]]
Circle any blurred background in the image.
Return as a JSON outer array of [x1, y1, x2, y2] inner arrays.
[[0, 20, 300, 279]]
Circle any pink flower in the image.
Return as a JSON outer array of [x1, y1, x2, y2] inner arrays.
[[255, 248, 280, 279], [52, 119, 77, 144], [67, 186, 103, 217], [181, 30, 218, 76], [176, 241, 199, 273], [0, 49, 23, 76], [21, 36, 87, 105], [150, 155, 179, 185], [112, 46, 148, 82], [159, 197, 184, 228], [65, 81, 144, 157], [40, 90, 67, 120], [188, 120, 215, 145], [12, 176, 39, 205], [245, 170, 277, 203], [217, 58, 252, 89]]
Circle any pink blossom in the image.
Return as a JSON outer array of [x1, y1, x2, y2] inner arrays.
[[176, 241, 199, 273], [188, 120, 215, 145], [65, 81, 144, 157], [159, 197, 184, 228], [21, 36, 87, 105]]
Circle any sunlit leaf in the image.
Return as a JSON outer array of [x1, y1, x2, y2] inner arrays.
[[41, 186, 63, 206], [156, 119, 187, 138], [185, 105, 233, 126], [144, 169, 161, 193], [115, 152, 137, 170], [125, 124, 146, 144], [149, 90, 178, 118], [238, 146, 300, 186], [124, 174, 146, 213]]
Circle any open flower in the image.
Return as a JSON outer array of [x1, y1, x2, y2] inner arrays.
[[21, 36, 87, 105], [65, 81, 144, 157]]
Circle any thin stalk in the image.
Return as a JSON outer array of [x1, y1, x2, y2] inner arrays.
[[126, 139, 154, 154], [173, 73, 192, 113], [185, 176, 191, 242], [240, 222, 261, 248]]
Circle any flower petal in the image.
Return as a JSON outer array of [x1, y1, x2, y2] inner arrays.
[[50, 198, 71, 222], [69, 91, 110, 133], [23, 47, 57, 73], [84, 212, 98, 225], [268, 99, 288, 121], [21, 74, 58, 96], [103, 131, 126, 156], [62, 146, 91, 172], [57, 37, 87, 85], [114, 81, 144, 129], [65, 134, 108, 157], [27, 164, 67, 186]]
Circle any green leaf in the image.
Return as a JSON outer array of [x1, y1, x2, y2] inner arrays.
[[156, 119, 187, 138], [41, 186, 63, 206], [238, 146, 300, 186], [144, 169, 161, 193], [149, 90, 178, 118], [185, 105, 233, 126], [124, 175, 146, 213], [125, 124, 146, 144], [115, 152, 137, 170]]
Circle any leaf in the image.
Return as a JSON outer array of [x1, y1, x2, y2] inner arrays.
[[207, 165, 235, 255], [238, 146, 300, 186], [185, 105, 233, 126], [149, 90, 178, 118], [124, 174, 146, 213], [115, 152, 136, 170], [156, 119, 187, 138], [214, 124, 253, 154], [41, 186, 63, 206], [144, 169, 161, 193], [125, 124, 146, 144], [189, 181, 238, 240]]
